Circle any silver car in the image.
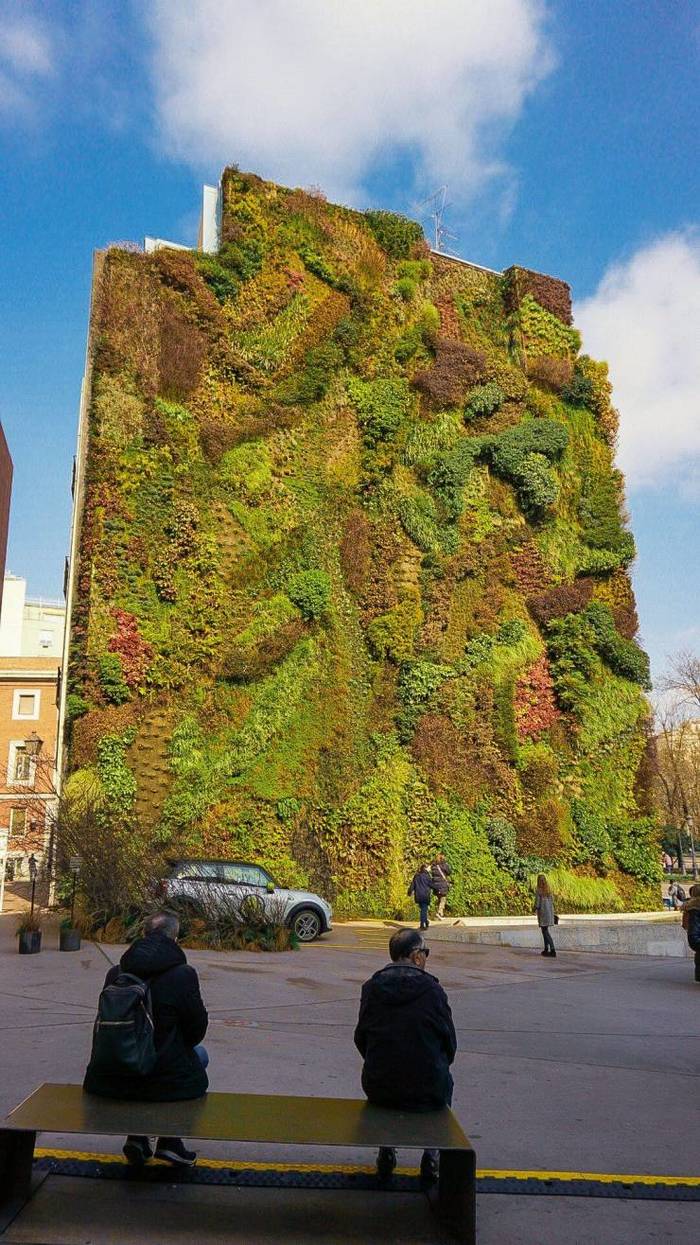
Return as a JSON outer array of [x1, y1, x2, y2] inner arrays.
[[159, 858, 333, 942]]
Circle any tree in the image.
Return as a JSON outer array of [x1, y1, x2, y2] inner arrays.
[[653, 699, 700, 878], [660, 651, 700, 715]]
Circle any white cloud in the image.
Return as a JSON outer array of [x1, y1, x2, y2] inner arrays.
[[145, 0, 553, 203], [577, 232, 700, 491], [0, 13, 53, 117]]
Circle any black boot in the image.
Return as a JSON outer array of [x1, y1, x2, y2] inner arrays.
[[376, 1146, 397, 1184], [420, 1149, 440, 1187], [154, 1137, 197, 1167], [123, 1136, 153, 1167]]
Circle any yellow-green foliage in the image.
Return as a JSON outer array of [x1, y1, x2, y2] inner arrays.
[[67, 168, 657, 917], [536, 868, 624, 913], [519, 294, 582, 358]]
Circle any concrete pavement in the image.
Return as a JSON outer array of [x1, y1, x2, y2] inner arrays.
[[1, 915, 699, 1242]]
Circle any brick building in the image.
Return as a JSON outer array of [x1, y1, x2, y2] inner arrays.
[[0, 649, 60, 879]]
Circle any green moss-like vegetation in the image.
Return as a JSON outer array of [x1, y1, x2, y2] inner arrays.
[[66, 168, 658, 915]]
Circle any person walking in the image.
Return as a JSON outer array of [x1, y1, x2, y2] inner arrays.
[[84, 910, 209, 1167], [534, 873, 557, 957], [354, 927, 457, 1186], [408, 864, 434, 930], [681, 884, 700, 983], [430, 853, 452, 920]]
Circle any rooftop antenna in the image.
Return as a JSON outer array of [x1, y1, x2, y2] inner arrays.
[[419, 185, 458, 253]]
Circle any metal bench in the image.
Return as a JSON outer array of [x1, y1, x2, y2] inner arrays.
[[1, 1083, 476, 1242]]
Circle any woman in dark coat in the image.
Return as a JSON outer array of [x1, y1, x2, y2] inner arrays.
[[430, 853, 452, 919], [408, 864, 434, 930], [84, 911, 208, 1168]]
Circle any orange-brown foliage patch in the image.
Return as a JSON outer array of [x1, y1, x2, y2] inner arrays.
[[413, 338, 486, 407]]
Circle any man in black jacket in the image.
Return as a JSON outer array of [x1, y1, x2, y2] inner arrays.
[[354, 927, 457, 1185], [84, 911, 208, 1168]]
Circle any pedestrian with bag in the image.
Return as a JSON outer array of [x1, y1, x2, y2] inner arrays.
[[534, 873, 557, 957], [84, 910, 209, 1168], [408, 863, 434, 931], [681, 884, 700, 983], [430, 852, 452, 920]]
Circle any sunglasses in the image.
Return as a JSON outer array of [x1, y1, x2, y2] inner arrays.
[[416, 946, 430, 958]]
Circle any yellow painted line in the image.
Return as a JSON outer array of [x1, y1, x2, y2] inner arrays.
[[478, 1170, 700, 1187], [35, 1150, 700, 1186], [35, 1149, 391, 1175]]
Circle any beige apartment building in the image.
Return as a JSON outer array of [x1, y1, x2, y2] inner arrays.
[[0, 577, 64, 881]]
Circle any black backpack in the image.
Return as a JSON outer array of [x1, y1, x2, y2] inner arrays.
[[90, 972, 157, 1077], [686, 909, 700, 953]]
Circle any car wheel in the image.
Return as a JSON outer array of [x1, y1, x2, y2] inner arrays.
[[292, 908, 322, 942]]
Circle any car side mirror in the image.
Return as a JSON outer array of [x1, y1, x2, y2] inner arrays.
[[266, 882, 275, 894]]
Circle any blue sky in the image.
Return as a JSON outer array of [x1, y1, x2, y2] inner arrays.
[[0, 0, 698, 682]]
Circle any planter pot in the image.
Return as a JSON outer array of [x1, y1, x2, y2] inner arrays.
[[59, 927, 81, 952], [18, 930, 42, 955]]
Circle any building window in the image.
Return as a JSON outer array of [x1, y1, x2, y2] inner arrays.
[[9, 808, 26, 836], [8, 743, 33, 785], [12, 690, 40, 721]]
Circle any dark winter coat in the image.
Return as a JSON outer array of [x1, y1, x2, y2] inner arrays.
[[354, 963, 456, 1111], [408, 868, 434, 905], [684, 906, 700, 951], [84, 932, 208, 1102], [430, 859, 452, 897]]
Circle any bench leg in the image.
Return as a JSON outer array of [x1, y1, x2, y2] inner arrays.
[[0, 1129, 37, 1233], [437, 1147, 476, 1245]]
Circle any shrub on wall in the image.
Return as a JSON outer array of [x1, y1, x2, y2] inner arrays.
[[583, 602, 650, 688], [578, 467, 635, 567], [480, 419, 567, 520], [413, 339, 486, 407], [528, 579, 594, 628], [514, 656, 559, 740], [347, 376, 410, 448], [526, 354, 573, 391], [518, 294, 581, 358], [286, 571, 331, 621], [364, 210, 424, 258], [464, 382, 505, 420]]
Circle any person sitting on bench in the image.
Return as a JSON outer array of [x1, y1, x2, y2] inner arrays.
[[84, 910, 208, 1168], [354, 927, 457, 1186]]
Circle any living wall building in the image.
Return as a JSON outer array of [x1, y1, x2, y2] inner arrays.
[[60, 169, 659, 916]]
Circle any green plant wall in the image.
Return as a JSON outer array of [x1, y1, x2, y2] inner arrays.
[[66, 168, 659, 915]]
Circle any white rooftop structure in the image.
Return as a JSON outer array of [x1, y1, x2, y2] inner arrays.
[[0, 575, 65, 659]]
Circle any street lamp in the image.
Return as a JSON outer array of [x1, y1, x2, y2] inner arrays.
[[23, 732, 44, 912], [24, 731, 43, 761]]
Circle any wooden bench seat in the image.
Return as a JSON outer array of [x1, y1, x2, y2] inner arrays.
[[1, 1083, 476, 1242]]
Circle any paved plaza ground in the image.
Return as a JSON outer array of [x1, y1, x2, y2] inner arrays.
[[1, 915, 698, 1243]]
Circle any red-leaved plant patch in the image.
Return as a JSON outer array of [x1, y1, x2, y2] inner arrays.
[[108, 609, 153, 688], [514, 655, 560, 740]]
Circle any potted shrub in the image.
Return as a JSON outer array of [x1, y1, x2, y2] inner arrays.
[[16, 913, 42, 955], [59, 917, 81, 952]]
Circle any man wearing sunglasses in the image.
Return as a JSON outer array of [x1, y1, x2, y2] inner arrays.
[[354, 927, 457, 1186]]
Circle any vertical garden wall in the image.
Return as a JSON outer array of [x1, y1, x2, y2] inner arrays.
[[65, 168, 660, 916]]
